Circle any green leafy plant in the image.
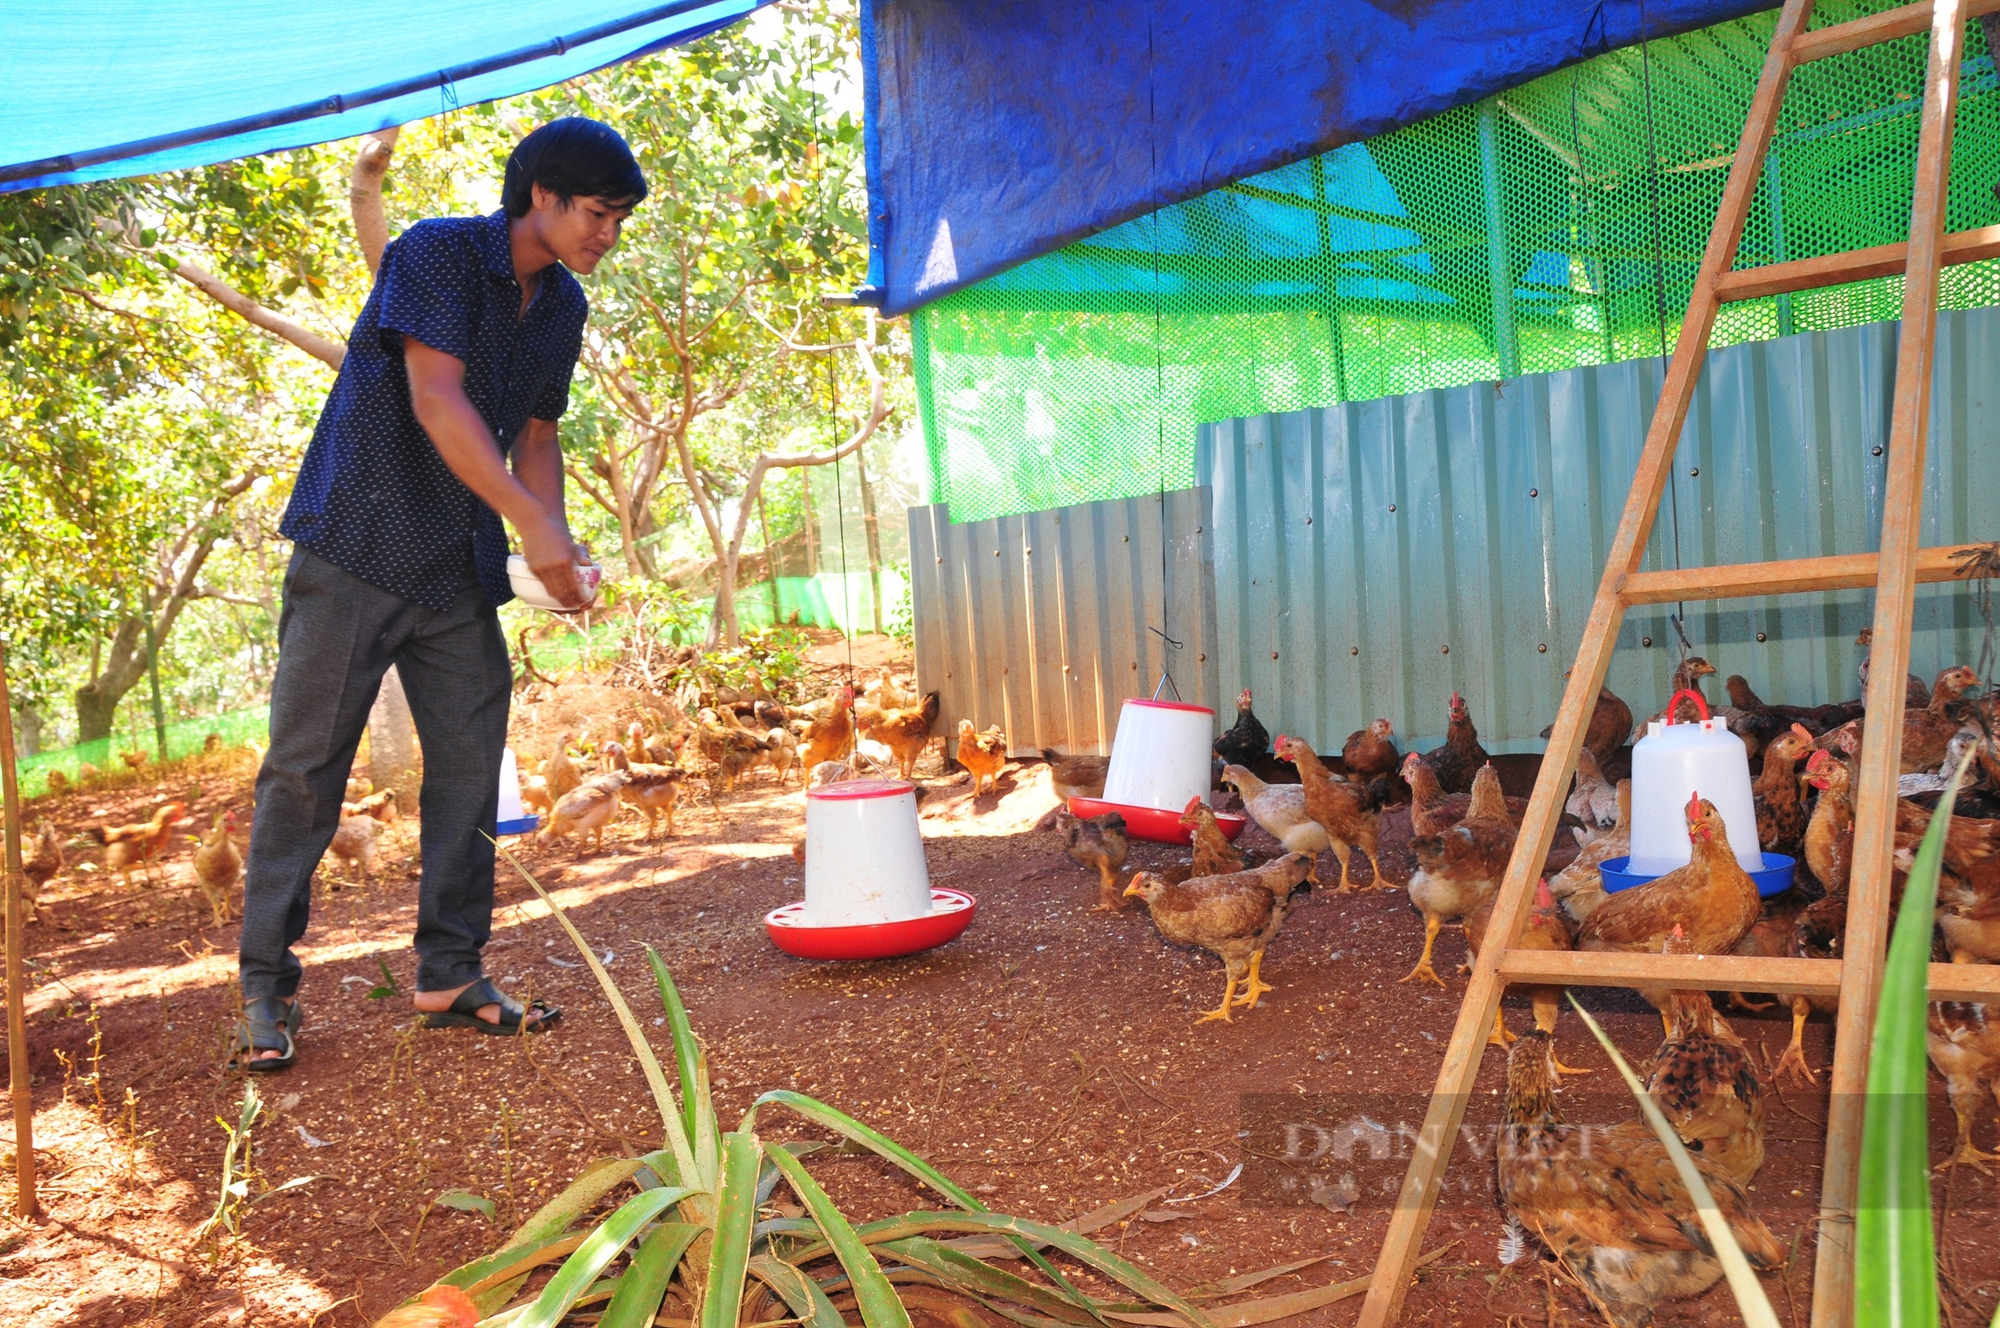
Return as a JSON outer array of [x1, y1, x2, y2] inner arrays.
[[409, 841, 1387, 1328]]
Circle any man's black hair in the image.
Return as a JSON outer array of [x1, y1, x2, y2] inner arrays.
[[502, 117, 647, 218]]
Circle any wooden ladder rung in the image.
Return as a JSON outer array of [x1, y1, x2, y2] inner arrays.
[[1792, 0, 2000, 64], [1616, 544, 1971, 605], [1496, 949, 2000, 1004], [1715, 225, 2000, 303]]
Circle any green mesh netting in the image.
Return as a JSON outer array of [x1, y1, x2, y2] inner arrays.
[[913, 2, 2000, 523]]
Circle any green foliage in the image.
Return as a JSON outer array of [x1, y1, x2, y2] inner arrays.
[[434, 845, 1229, 1328]]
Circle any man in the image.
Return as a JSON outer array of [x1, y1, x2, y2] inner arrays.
[[235, 118, 645, 1070]]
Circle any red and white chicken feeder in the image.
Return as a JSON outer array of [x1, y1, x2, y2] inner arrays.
[[764, 778, 976, 959], [1067, 698, 1248, 845]]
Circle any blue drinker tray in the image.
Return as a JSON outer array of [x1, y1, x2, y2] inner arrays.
[[1599, 853, 1795, 898], [496, 815, 540, 837]]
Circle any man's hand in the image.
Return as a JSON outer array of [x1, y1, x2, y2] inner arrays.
[[520, 517, 591, 610]]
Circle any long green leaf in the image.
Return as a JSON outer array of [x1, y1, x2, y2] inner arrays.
[[600, 1221, 703, 1328], [748, 1254, 849, 1328], [435, 1230, 588, 1297], [1566, 997, 1780, 1328], [765, 1142, 915, 1328], [492, 839, 699, 1185], [509, 1158, 645, 1248], [513, 1187, 693, 1328], [832, 1212, 1212, 1328], [877, 1237, 1098, 1324], [648, 947, 704, 1153], [1857, 750, 1970, 1327], [700, 1131, 764, 1328], [751, 1092, 1103, 1320]]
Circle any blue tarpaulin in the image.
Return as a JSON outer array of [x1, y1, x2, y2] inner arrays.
[[0, 0, 767, 193], [858, 0, 1777, 316]]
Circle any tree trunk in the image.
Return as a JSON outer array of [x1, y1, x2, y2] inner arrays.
[[710, 551, 742, 648], [75, 617, 148, 745], [855, 446, 885, 636], [11, 705, 44, 758], [368, 664, 420, 803]]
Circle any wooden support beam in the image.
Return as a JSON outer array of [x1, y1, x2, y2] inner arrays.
[[1496, 950, 2000, 1004], [1791, 0, 2000, 63], [1352, 4, 1823, 1324], [1714, 223, 2000, 303], [1812, 4, 1967, 1324], [1617, 544, 1972, 604]]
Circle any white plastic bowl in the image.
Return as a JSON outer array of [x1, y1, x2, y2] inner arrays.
[[506, 554, 602, 611]]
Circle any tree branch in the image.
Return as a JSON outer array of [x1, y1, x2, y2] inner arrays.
[[349, 126, 402, 277], [167, 257, 347, 369]]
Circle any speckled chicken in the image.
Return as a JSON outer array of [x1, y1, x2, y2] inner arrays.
[[1124, 853, 1314, 1023], [956, 719, 1009, 796], [1644, 927, 1768, 1185], [1641, 656, 1719, 730], [1403, 763, 1515, 987], [1548, 780, 1629, 923], [1212, 688, 1271, 769], [1422, 691, 1488, 795], [1497, 1030, 1785, 1328], [326, 814, 382, 882], [1752, 724, 1815, 859], [1928, 996, 2000, 1173], [603, 740, 686, 838], [1274, 734, 1382, 892], [1058, 808, 1129, 911]]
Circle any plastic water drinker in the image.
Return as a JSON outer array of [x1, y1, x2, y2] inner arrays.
[[1625, 689, 1761, 875], [802, 779, 933, 926], [1101, 699, 1217, 812], [496, 747, 538, 836]]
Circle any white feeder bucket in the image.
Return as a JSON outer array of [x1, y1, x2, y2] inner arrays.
[[1626, 689, 1760, 875], [1101, 699, 1217, 812], [803, 779, 933, 926], [496, 747, 538, 836]]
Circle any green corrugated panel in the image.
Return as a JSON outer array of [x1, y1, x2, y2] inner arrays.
[[916, 0, 2000, 524]]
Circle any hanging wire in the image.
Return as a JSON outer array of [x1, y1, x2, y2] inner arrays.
[[1635, 0, 1688, 644], [1146, 13, 1182, 703], [826, 338, 854, 684]]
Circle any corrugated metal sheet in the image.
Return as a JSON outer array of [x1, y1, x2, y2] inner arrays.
[[907, 491, 1217, 756], [1195, 307, 2000, 755]]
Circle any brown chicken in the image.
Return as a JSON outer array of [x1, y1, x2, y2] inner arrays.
[[1467, 878, 1586, 1069], [544, 735, 583, 801], [1540, 667, 1634, 768], [1058, 808, 1129, 911], [1548, 780, 1630, 923], [697, 709, 768, 793], [370, 1285, 479, 1328], [1273, 734, 1382, 892], [1857, 625, 1933, 709], [1643, 927, 1768, 1185], [1835, 664, 1981, 773], [1647, 656, 1719, 728], [1497, 1031, 1785, 1328], [1341, 719, 1401, 783], [1767, 752, 1856, 1084], [22, 820, 61, 924], [1578, 795, 1762, 1022], [604, 740, 686, 838], [1724, 674, 1861, 740], [94, 801, 190, 885], [1751, 724, 1814, 859], [1179, 796, 1246, 877], [191, 812, 244, 926], [956, 719, 1009, 796], [1402, 763, 1514, 986], [342, 788, 400, 823], [541, 771, 627, 853], [801, 685, 858, 768], [1422, 691, 1488, 795], [858, 690, 940, 780], [1123, 853, 1314, 1022], [1042, 747, 1110, 802], [1928, 997, 2000, 1173]]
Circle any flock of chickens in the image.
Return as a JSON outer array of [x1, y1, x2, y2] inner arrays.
[[1037, 638, 2000, 1326]]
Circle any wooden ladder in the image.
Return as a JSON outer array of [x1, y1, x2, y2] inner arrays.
[[1356, 3, 2000, 1326]]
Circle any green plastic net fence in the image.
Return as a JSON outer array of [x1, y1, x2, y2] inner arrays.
[[913, 1, 2000, 524]]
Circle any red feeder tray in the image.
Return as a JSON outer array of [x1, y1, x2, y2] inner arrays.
[[764, 888, 976, 960], [1066, 796, 1249, 846]]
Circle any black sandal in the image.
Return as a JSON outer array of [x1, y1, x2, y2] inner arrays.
[[417, 978, 561, 1036], [235, 996, 304, 1073]]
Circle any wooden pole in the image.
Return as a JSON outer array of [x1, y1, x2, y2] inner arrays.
[[0, 641, 40, 1221]]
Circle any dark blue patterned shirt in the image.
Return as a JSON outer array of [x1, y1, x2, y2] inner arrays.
[[281, 210, 588, 611]]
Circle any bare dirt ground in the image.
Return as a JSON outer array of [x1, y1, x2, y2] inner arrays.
[[2, 673, 1996, 1328]]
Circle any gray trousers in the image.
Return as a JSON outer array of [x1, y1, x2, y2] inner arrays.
[[240, 548, 511, 999]]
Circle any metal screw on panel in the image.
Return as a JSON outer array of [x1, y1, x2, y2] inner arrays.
[[1351, 646, 1359, 656], [1002, 667, 1009, 675], [1441, 645, 1450, 654], [1195, 526, 1203, 534], [1690, 467, 1699, 477], [1642, 636, 1653, 647], [1123, 535, 1130, 542], [1305, 516, 1313, 525], [1198, 653, 1207, 662], [1388, 503, 1397, 512], [1063, 664, 1071, 672], [1757, 632, 1767, 642], [1538, 643, 1548, 653], [936, 556, 942, 563], [1529, 488, 1539, 498], [1271, 651, 1280, 660], [1872, 446, 1884, 456]]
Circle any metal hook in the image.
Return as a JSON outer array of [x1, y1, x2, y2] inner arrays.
[[1151, 672, 1181, 702]]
